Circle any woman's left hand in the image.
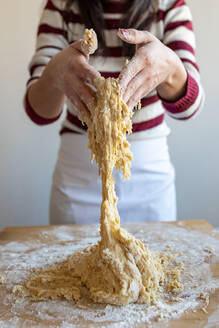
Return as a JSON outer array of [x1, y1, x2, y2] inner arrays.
[[117, 29, 188, 109]]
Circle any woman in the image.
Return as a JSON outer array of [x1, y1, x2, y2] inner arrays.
[[25, 0, 204, 224]]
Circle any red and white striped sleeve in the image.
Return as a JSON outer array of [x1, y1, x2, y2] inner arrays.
[[158, 0, 205, 120], [25, 0, 68, 125]]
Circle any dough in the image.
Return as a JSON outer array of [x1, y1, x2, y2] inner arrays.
[[80, 29, 97, 55], [17, 30, 182, 305]]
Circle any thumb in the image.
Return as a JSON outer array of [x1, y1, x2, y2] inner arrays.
[[71, 40, 89, 58], [117, 28, 154, 45], [71, 29, 98, 57]]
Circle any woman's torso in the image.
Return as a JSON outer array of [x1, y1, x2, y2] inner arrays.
[[61, 0, 171, 140]]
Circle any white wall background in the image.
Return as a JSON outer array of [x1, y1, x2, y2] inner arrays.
[[0, 0, 218, 230], [167, 0, 219, 226]]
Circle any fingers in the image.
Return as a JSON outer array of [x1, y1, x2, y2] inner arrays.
[[64, 45, 100, 116], [70, 40, 88, 58], [54, 34, 100, 118], [126, 85, 146, 110], [122, 69, 149, 103], [66, 88, 90, 119], [118, 53, 145, 92], [70, 29, 98, 57], [117, 29, 154, 45], [123, 68, 157, 109], [65, 70, 96, 114], [118, 40, 156, 97], [79, 62, 101, 86], [73, 78, 96, 112], [69, 43, 100, 85]]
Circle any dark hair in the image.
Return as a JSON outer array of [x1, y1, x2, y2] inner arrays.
[[65, 0, 157, 57]]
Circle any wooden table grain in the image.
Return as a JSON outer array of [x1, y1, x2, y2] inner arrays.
[[0, 220, 218, 327]]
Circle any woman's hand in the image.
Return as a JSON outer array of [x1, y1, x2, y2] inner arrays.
[[41, 40, 100, 117], [117, 29, 188, 109]]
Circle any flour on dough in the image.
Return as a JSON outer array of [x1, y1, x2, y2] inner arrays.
[[16, 30, 183, 305]]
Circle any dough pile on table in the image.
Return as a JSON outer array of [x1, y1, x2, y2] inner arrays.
[[17, 30, 182, 305]]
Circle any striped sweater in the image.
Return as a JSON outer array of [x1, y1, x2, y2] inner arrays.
[[25, 0, 204, 140]]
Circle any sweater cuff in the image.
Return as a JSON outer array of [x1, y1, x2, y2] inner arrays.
[[159, 73, 199, 114], [25, 90, 62, 125]]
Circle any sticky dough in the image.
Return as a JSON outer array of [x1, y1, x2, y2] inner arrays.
[[19, 30, 182, 305]]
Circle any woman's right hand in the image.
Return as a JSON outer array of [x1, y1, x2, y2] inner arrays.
[[41, 40, 100, 118]]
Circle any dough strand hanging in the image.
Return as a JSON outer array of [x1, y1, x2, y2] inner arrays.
[[16, 29, 182, 305]]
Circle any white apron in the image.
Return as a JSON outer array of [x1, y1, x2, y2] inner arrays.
[[50, 133, 176, 224]]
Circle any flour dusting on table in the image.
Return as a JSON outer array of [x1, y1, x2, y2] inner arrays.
[[0, 223, 219, 327]]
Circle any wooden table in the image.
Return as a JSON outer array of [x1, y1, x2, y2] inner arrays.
[[0, 220, 218, 327]]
